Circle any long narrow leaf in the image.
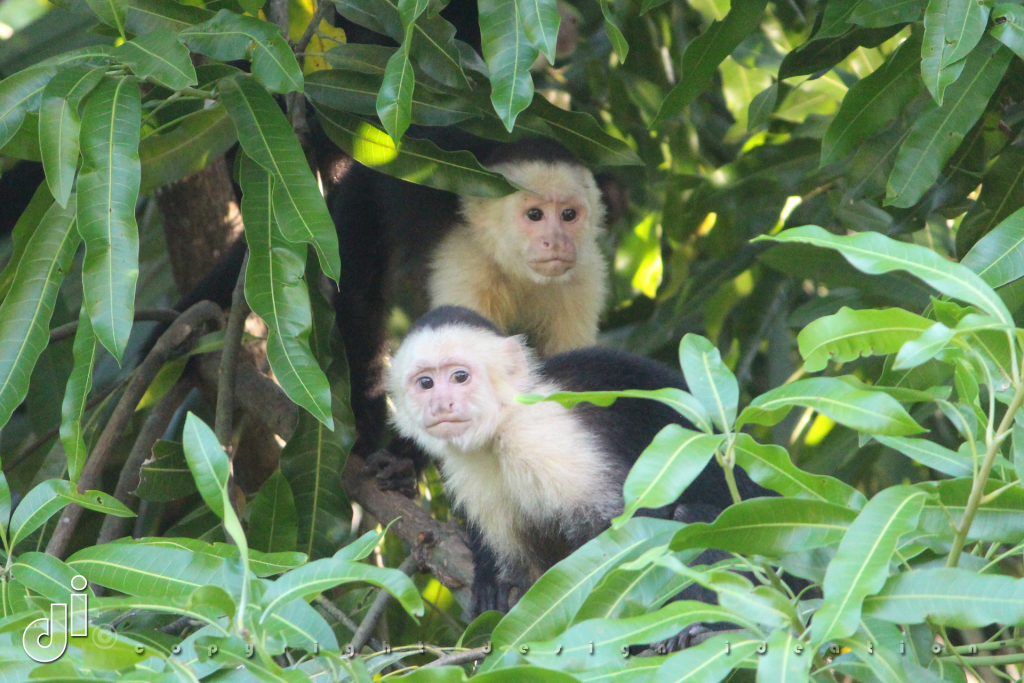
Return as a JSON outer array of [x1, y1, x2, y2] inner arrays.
[[38, 66, 104, 208], [479, 0, 539, 130], [60, 307, 97, 483]]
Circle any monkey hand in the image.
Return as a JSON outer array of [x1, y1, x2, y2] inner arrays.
[[635, 621, 735, 656], [365, 449, 419, 498], [471, 573, 531, 617]]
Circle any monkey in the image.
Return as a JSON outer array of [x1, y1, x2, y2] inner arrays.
[[333, 136, 609, 459], [384, 305, 776, 620]]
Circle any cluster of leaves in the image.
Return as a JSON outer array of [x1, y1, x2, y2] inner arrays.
[[1, 0, 1024, 681]]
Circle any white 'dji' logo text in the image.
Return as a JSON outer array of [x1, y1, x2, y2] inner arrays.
[[22, 575, 89, 663]]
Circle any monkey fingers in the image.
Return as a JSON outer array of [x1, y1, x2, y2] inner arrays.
[[364, 449, 419, 498]]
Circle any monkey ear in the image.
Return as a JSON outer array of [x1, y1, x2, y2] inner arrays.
[[502, 336, 532, 384]]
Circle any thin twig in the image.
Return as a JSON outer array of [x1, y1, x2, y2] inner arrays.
[[49, 308, 180, 344], [96, 379, 194, 545], [350, 555, 418, 654], [314, 596, 364, 638], [296, 0, 331, 55], [422, 646, 491, 668], [215, 250, 250, 448], [4, 377, 127, 474], [45, 301, 223, 559]]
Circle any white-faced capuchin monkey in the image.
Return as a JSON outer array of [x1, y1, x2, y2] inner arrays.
[[334, 138, 608, 459], [386, 306, 778, 629]]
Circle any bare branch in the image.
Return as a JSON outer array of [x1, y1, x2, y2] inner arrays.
[[46, 301, 224, 559], [96, 379, 195, 545], [215, 250, 251, 448], [423, 646, 491, 668], [49, 308, 180, 344], [350, 555, 418, 654]]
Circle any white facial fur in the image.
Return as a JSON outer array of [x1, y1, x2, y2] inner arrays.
[[459, 161, 606, 285], [386, 325, 534, 454]]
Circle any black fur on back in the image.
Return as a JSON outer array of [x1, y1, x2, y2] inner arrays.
[[483, 136, 582, 169], [540, 347, 771, 515], [408, 305, 502, 337]]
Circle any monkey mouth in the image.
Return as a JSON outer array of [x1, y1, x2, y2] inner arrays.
[[529, 258, 575, 276], [426, 418, 470, 432]]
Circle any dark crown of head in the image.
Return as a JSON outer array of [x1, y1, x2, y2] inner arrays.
[[484, 137, 582, 168], [408, 306, 503, 337]]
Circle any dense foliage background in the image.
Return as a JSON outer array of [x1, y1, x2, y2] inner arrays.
[[2, 0, 1024, 680]]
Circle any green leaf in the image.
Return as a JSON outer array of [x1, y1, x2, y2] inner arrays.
[[481, 517, 678, 671], [957, 140, 1024, 257], [10, 479, 74, 548], [520, 0, 560, 63], [334, 0, 470, 89], [313, 104, 516, 197], [598, 0, 628, 63], [249, 469, 298, 554], [77, 75, 142, 363], [886, 35, 1011, 208], [68, 543, 235, 600], [376, 49, 415, 143], [747, 81, 778, 131], [334, 527, 387, 562], [0, 182, 53, 301], [182, 412, 231, 519], [616, 426, 725, 526], [875, 436, 972, 477], [732, 434, 866, 508], [1015, 423, 1024, 486], [60, 307, 97, 484], [779, 26, 905, 80], [810, 485, 928, 646], [180, 10, 302, 94], [797, 306, 933, 372], [304, 69, 477, 126], [991, 4, 1024, 59], [738, 377, 924, 436], [919, 478, 1024, 544], [524, 601, 741, 671], [115, 29, 197, 90], [479, 0, 539, 130], [260, 558, 424, 622], [0, 198, 78, 432], [140, 105, 237, 193], [961, 206, 1024, 289], [526, 96, 642, 166], [650, 634, 760, 683], [84, 0, 127, 38], [39, 66, 104, 208], [757, 628, 811, 683], [671, 497, 857, 557], [135, 439, 198, 501], [12, 552, 90, 603], [679, 334, 738, 431], [220, 75, 340, 281], [520, 386, 712, 434], [240, 157, 333, 428], [324, 43, 395, 73], [758, 225, 1014, 325], [851, 0, 927, 27], [281, 408, 350, 559], [126, 0, 213, 34], [0, 64, 57, 151], [922, 0, 989, 105], [864, 568, 1024, 627], [820, 34, 921, 166], [653, 0, 768, 126], [0, 471, 10, 538]]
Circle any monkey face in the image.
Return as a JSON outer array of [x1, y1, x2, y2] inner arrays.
[[388, 326, 531, 453], [516, 191, 587, 278]]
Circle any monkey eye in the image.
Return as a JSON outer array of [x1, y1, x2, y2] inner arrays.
[[451, 370, 470, 384], [561, 208, 578, 222], [526, 208, 544, 222], [417, 376, 434, 390]]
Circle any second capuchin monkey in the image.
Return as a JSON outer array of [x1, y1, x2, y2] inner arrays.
[[385, 306, 774, 618], [335, 137, 608, 456]]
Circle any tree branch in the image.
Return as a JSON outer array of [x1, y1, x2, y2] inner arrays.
[[46, 301, 223, 559], [49, 308, 180, 344], [350, 555, 418, 654]]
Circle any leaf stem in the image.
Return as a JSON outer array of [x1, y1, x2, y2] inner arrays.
[[946, 378, 1024, 567]]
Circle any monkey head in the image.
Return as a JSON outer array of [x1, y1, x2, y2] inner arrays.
[[387, 316, 535, 454], [460, 158, 606, 286]]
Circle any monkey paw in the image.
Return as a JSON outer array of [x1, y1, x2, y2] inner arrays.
[[636, 622, 721, 656], [365, 449, 419, 498]]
